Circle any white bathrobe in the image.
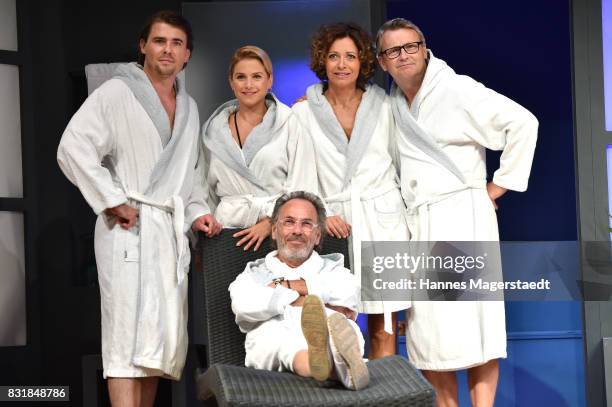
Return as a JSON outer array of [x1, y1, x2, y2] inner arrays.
[[200, 94, 318, 228], [391, 51, 538, 370], [229, 250, 363, 372], [57, 63, 208, 380], [293, 84, 410, 325]]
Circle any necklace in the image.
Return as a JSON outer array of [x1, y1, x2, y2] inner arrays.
[[233, 110, 265, 149], [233, 112, 243, 149]]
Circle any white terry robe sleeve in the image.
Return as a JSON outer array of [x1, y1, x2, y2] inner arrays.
[[461, 79, 538, 192], [184, 142, 213, 226], [283, 114, 319, 197], [202, 147, 220, 216], [257, 114, 320, 221], [290, 103, 335, 216], [229, 268, 299, 329], [302, 266, 359, 312], [57, 87, 127, 215]]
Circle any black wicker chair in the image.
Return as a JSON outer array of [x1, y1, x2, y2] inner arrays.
[[194, 230, 435, 406]]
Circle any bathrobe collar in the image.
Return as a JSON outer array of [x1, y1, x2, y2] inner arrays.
[[306, 83, 386, 187], [390, 51, 466, 184], [113, 62, 194, 194], [201, 93, 289, 190]]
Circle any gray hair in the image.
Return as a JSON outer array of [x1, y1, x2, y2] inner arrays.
[[271, 191, 327, 250], [272, 191, 327, 225], [376, 18, 426, 55]]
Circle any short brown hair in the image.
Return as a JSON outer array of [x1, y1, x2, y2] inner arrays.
[[137, 10, 193, 68], [228, 45, 273, 79], [309, 22, 375, 91]]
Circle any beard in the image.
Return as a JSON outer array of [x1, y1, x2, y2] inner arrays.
[[277, 235, 314, 265]]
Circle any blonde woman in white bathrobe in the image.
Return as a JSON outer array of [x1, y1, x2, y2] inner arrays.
[[200, 46, 318, 251], [293, 23, 411, 359], [377, 18, 538, 407]]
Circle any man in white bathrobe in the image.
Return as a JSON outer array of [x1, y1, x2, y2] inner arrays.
[[376, 18, 538, 407], [57, 11, 221, 407], [229, 191, 369, 390]]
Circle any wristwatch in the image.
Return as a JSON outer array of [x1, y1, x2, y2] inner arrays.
[[272, 277, 285, 287]]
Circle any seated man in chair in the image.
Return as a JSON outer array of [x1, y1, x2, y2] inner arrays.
[[229, 191, 369, 390]]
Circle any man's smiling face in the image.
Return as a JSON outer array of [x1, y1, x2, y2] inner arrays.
[[272, 198, 321, 268], [378, 28, 427, 83], [140, 22, 191, 78]]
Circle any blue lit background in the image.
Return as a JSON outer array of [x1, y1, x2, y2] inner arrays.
[[271, 59, 318, 105], [184, 0, 371, 120]]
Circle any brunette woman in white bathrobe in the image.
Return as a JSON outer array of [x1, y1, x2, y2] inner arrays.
[[292, 23, 411, 359], [200, 46, 318, 251]]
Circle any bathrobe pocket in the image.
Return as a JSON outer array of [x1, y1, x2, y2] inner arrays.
[[123, 226, 140, 262], [373, 194, 403, 229]]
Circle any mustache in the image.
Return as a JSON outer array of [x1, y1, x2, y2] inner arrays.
[[286, 235, 306, 243]]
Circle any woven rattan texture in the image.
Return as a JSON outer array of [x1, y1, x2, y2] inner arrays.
[[200, 356, 434, 407]]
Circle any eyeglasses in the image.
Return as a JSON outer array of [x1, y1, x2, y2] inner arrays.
[[380, 41, 423, 59], [279, 217, 318, 231]]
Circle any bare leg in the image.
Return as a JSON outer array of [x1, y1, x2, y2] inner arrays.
[[292, 350, 311, 377], [468, 359, 499, 407], [139, 377, 159, 407], [367, 312, 397, 359], [421, 370, 458, 407], [292, 349, 334, 378], [108, 378, 140, 407]]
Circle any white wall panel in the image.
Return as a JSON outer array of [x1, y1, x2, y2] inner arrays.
[[0, 63, 22, 197], [0, 211, 25, 346], [0, 0, 17, 51]]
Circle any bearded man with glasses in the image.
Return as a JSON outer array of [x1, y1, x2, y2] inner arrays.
[[376, 18, 538, 407], [229, 191, 369, 390]]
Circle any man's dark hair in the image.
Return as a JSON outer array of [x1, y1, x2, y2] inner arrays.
[[137, 10, 194, 67], [271, 191, 327, 251]]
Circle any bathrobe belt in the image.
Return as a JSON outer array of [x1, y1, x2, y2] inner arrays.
[[406, 180, 487, 241], [325, 180, 399, 334], [126, 190, 188, 285]]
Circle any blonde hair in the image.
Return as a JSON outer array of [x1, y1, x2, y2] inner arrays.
[[228, 45, 273, 78]]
